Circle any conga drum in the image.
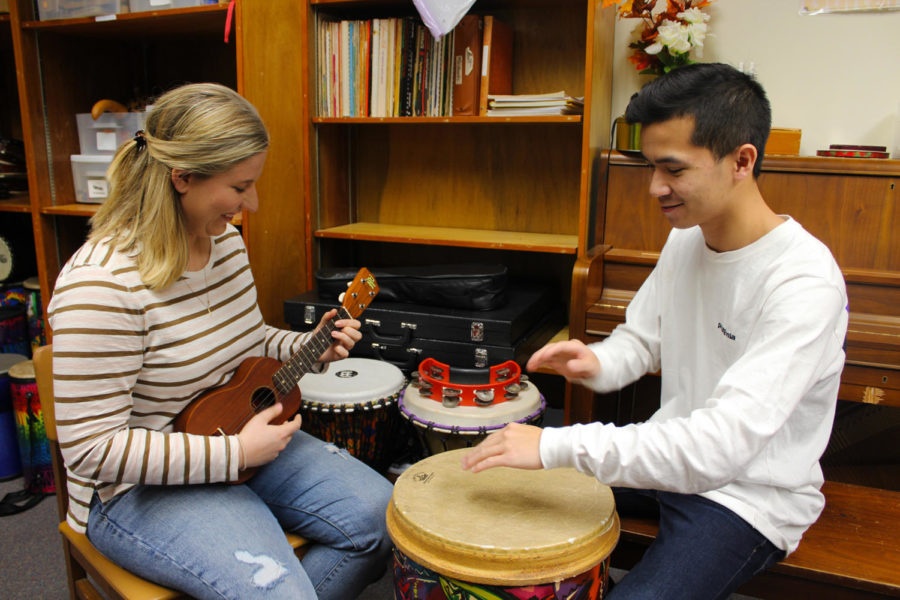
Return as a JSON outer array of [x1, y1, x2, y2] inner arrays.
[[0, 304, 29, 356], [298, 357, 405, 472], [23, 277, 46, 355], [388, 449, 620, 599], [0, 353, 27, 479], [399, 358, 545, 455], [9, 359, 54, 494]]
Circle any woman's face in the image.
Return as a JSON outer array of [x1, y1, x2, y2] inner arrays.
[[172, 151, 267, 238]]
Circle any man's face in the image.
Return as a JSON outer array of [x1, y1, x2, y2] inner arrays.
[[640, 116, 736, 232]]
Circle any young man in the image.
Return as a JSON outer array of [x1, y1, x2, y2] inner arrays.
[[463, 63, 849, 599]]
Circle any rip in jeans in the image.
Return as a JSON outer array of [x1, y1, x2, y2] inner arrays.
[[324, 443, 350, 460], [234, 550, 288, 588]]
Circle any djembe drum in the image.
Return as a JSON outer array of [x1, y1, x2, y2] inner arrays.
[[0, 353, 27, 479], [298, 357, 405, 473], [9, 359, 54, 494], [399, 358, 545, 455], [387, 449, 620, 599]]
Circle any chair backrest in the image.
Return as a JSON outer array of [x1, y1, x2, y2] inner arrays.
[[32, 344, 68, 521], [33, 345, 56, 443]]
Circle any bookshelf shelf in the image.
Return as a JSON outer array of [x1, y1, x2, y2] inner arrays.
[[313, 115, 583, 124], [0, 195, 31, 213], [41, 203, 99, 217], [315, 223, 578, 254], [20, 4, 227, 35]]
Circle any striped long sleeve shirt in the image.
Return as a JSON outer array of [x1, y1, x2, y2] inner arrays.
[[48, 225, 313, 533]]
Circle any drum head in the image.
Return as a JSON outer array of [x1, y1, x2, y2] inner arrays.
[[8, 359, 34, 380], [400, 381, 544, 433], [299, 357, 405, 409], [387, 448, 619, 585]]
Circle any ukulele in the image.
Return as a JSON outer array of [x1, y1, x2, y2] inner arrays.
[[173, 267, 379, 482]]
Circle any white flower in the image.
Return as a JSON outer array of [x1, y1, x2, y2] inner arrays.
[[678, 8, 710, 24], [688, 21, 708, 47], [644, 41, 664, 55], [656, 20, 692, 54]]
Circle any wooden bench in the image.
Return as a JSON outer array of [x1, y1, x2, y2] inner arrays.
[[566, 151, 900, 598]]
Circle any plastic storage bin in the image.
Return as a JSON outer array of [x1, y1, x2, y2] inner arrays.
[[76, 112, 145, 155], [36, 0, 125, 20], [71, 154, 113, 204], [130, 0, 217, 11]]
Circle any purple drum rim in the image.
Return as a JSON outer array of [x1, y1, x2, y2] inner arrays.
[[398, 388, 546, 435]]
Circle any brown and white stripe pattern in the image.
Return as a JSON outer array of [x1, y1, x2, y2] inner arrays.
[[48, 226, 311, 533]]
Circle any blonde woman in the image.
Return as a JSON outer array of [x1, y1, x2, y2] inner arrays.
[[48, 83, 392, 600]]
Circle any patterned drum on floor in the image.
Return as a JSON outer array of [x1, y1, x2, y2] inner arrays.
[[0, 353, 27, 479], [298, 357, 405, 473], [399, 359, 545, 455], [387, 449, 620, 599], [9, 359, 54, 494]]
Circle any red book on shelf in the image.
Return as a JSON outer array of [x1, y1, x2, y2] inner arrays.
[[451, 14, 482, 116], [478, 15, 513, 117]]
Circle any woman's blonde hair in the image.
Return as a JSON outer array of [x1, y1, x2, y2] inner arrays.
[[90, 83, 269, 290]]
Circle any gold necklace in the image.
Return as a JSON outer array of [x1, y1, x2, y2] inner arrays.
[[184, 269, 212, 316]]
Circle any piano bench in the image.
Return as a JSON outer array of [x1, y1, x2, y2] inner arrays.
[[610, 480, 900, 599]]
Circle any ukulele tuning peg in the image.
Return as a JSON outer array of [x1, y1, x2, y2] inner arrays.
[[338, 292, 345, 302]]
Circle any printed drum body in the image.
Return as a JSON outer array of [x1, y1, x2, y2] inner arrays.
[[9, 359, 54, 494], [387, 449, 620, 599], [0, 353, 27, 479], [399, 379, 545, 455], [298, 357, 405, 472]]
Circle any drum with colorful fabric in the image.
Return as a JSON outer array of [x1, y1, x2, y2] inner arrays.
[[9, 359, 54, 494], [23, 277, 46, 355], [388, 449, 620, 599], [0, 353, 27, 479], [298, 357, 405, 473], [399, 359, 545, 455], [0, 304, 29, 356]]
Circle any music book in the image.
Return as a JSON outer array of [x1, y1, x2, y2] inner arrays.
[[486, 91, 583, 116], [478, 15, 513, 116], [451, 14, 482, 116]]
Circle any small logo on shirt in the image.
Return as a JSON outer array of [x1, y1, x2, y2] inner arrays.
[[717, 322, 736, 340]]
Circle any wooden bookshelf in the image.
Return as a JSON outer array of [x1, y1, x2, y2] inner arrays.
[[305, 0, 616, 325]]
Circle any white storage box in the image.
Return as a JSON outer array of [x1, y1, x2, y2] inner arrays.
[[130, 0, 216, 12], [37, 0, 125, 20], [76, 112, 145, 155], [71, 154, 113, 204]]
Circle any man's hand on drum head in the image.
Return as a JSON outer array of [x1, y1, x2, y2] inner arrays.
[[461, 423, 544, 473], [526, 339, 601, 381], [316, 308, 362, 363]]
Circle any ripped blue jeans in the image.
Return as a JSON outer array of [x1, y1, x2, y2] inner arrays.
[[87, 429, 393, 600]]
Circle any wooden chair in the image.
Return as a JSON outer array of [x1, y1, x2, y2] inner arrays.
[[32, 345, 309, 600]]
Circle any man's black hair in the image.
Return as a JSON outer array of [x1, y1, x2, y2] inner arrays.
[[625, 62, 772, 177]]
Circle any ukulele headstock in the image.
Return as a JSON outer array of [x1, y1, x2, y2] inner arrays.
[[341, 267, 379, 318]]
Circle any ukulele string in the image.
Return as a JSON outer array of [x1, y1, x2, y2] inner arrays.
[[219, 312, 346, 434]]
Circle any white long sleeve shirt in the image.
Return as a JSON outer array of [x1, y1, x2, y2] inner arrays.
[[48, 226, 314, 533], [540, 218, 848, 553]]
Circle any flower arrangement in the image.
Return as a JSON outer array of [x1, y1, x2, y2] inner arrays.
[[604, 0, 714, 76]]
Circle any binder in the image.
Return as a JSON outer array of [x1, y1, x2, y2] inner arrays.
[[478, 15, 513, 117], [451, 14, 483, 116]]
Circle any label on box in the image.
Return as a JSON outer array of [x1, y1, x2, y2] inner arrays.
[[151, 0, 170, 5], [87, 178, 109, 199], [96, 131, 117, 152]]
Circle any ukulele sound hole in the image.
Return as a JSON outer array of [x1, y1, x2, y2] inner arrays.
[[250, 386, 277, 413]]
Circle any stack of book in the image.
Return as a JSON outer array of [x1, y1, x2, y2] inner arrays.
[[486, 92, 584, 117]]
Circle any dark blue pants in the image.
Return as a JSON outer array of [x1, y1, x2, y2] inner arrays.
[[608, 488, 785, 600]]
